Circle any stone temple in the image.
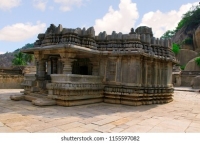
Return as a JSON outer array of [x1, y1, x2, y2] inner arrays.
[[10, 24, 178, 106]]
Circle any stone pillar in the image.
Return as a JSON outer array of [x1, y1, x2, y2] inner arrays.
[[143, 58, 148, 86], [121, 57, 128, 83], [167, 62, 172, 87], [139, 57, 143, 86], [57, 59, 62, 74], [163, 61, 168, 87], [160, 61, 165, 87], [106, 57, 117, 81], [131, 56, 141, 85], [91, 61, 99, 76], [103, 58, 108, 82], [147, 59, 153, 87], [62, 58, 74, 74], [37, 60, 46, 79], [116, 56, 122, 83], [61, 53, 76, 74], [157, 61, 161, 87], [99, 57, 106, 77]]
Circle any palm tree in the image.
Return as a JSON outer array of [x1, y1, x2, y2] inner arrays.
[[12, 52, 26, 65], [24, 54, 34, 65]]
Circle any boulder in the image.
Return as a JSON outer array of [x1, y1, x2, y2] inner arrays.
[[195, 47, 200, 54], [193, 25, 200, 50], [185, 58, 200, 71], [180, 44, 194, 50], [191, 76, 200, 89], [176, 49, 198, 66]]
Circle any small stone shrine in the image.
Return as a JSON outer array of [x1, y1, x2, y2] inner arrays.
[[10, 24, 178, 106]]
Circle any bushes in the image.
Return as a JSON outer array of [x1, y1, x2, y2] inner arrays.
[[182, 37, 193, 45], [195, 57, 200, 67], [176, 5, 200, 31], [160, 30, 175, 39], [180, 65, 186, 70], [172, 43, 180, 55]]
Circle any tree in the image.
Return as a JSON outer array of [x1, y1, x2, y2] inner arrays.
[[24, 54, 34, 65], [161, 30, 175, 39], [12, 52, 26, 65]]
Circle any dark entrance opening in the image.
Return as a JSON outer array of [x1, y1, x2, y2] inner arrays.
[[50, 57, 58, 74], [80, 66, 88, 75], [72, 58, 92, 75]]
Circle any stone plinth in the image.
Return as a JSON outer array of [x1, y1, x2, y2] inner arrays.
[[21, 74, 37, 94], [104, 85, 173, 106], [46, 74, 104, 106]]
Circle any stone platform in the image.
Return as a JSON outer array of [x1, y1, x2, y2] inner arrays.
[[1, 89, 200, 133]]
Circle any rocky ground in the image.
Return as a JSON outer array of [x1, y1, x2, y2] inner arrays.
[[0, 89, 200, 133]]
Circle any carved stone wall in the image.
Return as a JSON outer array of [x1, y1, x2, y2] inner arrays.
[[0, 75, 23, 89]]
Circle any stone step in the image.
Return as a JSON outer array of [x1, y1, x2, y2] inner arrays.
[[30, 92, 47, 97], [32, 98, 56, 106], [24, 94, 56, 106]]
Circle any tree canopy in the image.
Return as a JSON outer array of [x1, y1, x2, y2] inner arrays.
[[161, 4, 200, 38], [160, 30, 175, 39], [175, 5, 200, 31]]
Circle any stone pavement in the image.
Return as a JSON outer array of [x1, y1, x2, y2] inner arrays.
[[0, 89, 200, 133]]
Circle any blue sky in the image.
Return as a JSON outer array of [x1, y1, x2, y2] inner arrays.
[[0, 0, 199, 54]]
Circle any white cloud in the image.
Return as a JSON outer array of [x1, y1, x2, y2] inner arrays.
[[138, 2, 199, 38], [94, 0, 139, 35], [33, 0, 48, 11], [54, 0, 83, 11], [0, 52, 5, 54], [0, 22, 46, 42], [0, 0, 21, 11]]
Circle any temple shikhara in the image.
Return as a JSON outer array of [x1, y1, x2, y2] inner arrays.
[[10, 24, 178, 106]]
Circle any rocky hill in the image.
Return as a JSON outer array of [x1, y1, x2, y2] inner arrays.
[[170, 5, 200, 70]]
